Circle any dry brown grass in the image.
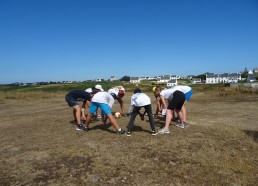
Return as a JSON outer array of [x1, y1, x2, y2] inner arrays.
[[0, 91, 64, 104], [0, 89, 258, 185]]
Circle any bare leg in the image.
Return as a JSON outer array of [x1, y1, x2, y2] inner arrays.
[[73, 105, 81, 124], [164, 109, 173, 129], [85, 113, 93, 127], [107, 114, 121, 130], [176, 109, 184, 124], [181, 101, 187, 123]]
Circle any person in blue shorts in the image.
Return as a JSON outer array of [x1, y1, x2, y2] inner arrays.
[[84, 91, 125, 134]]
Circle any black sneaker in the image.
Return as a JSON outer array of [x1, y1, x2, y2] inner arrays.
[[76, 124, 86, 131], [125, 131, 132, 136], [84, 127, 90, 132], [116, 130, 125, 134], [151, 131, 157, 136]]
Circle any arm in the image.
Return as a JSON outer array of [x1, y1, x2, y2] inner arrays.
[[160, 95, 167, 109], [117, 98, 124, 114], [81, 101, 87, 118]]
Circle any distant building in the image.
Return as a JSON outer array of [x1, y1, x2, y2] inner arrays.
[[206, 74, 219, 84], [130, 77, 140, 84], [247, 74, 256, 82], [95, 78, 104, 82], [167, 79, 177, 87], [206, 73, 241, 84], [157, 75, 171, 83], [253, 67, 258, 74], [192, 78, 202, 84], [109, 76, 117, 82]]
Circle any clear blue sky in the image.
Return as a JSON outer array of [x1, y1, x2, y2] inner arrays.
[[0, 0, 257, 84]]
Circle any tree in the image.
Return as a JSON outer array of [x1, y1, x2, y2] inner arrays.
[[192, 74, 206, 81], [120, 76, 130, 81]]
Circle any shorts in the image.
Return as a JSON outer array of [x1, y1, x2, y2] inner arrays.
[[89, 102, 112, 115], [185, 89, 192, 101], [167, 91, 185, 110], [65, 95, 78, 107]]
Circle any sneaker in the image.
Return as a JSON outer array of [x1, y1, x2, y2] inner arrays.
[[76, 124, 86, 131], [151, 131, 157, 136], [183, 122, 189, 128], [125, 131, 132, 136], [84, 127, 90, 132], [116, 130, 126, 134], [176, 123, 188, 129], [158, 128, 170, 134]]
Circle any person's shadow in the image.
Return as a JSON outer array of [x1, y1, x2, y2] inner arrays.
[[88, 123, 117, 133], [127, 124, 153, 134]]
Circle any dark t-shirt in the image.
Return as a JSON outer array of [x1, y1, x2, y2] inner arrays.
[[65, 90, 91, 102]]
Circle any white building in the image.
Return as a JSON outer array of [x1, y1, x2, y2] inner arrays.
[[167, 79, 177, 87], [109, 76, 117, 82], [130, 77, 141, 84]]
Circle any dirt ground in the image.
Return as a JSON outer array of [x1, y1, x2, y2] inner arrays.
[[0, 91, 258, 185]]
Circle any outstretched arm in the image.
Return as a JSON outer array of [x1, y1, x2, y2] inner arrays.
[[117, 98, 124, 114]]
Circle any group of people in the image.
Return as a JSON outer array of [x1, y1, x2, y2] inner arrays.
[[65, 84, 192, 136]]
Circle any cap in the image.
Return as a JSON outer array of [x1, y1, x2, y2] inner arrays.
[[95, 84, 104, 91], [85, 88, 92, 93], [134, 88, 142, 94]]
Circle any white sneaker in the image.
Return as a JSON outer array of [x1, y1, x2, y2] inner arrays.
[[176, 123, 189, 129], [158, 128, 170, 134]]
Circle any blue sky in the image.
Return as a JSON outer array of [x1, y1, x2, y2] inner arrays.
[[0, 0, 257, 84]]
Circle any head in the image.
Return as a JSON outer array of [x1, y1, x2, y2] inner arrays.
[[91, 87, 99, 95], [153, 86, 163, 97], [134, 88, 142, 94], [85, 88, 92, 93], [95, 84, 104, 91], [118, 89, 125, 98]]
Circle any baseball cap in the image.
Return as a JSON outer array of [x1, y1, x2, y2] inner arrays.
[[95, 84, 104, 91], [134, 88, 142, 94], [85, 88, 92, 93]]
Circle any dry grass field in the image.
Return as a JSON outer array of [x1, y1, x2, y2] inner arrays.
[[0, 88, 258, 185]]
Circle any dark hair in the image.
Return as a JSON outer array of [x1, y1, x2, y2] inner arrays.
[[92, 87, 99, 94], [134, 88, 142, 94]]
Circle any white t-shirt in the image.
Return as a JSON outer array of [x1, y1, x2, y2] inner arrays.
[[131, 93, 151, 107], [108, 86, 125, 96], [160, 86, 192, 100], [91, 92, 114, 108]]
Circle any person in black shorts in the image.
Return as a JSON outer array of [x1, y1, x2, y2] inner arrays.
[[65, 89, 96, 131], [158, 90, 186, 134]]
